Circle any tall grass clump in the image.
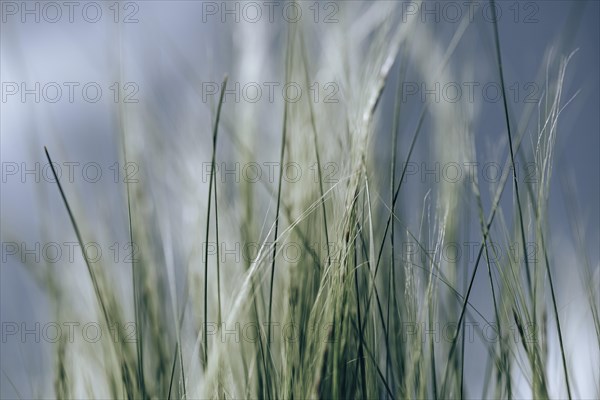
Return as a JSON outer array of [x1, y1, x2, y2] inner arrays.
[[6, 1, 599, 399]]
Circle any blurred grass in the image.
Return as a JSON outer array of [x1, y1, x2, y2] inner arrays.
[[7, 1, 599, 399]]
